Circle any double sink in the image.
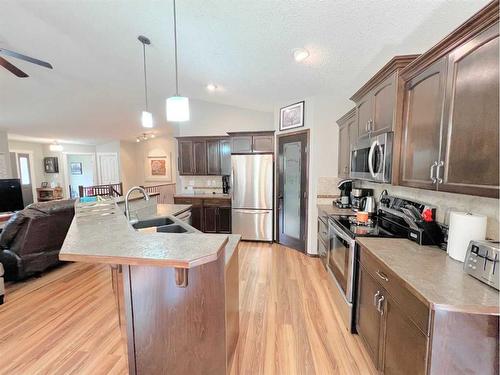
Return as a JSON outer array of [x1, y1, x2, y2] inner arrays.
[[131, 217, 195, 234]]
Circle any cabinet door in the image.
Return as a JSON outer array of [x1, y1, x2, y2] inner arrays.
[[399, 58, 447, 190], [203, 206, 218, 233], [338, 124, 350, 178], [252, 135, 274, 153], [439, 24, 499, 198], [231, 136, 253, 153], [191, 205, 204, 231], [207, 140, 221, 175], [380, 293, 428, 375], [217, 207, 232, 234], [348, 116, 357, 147], [356, 94, 372, 138], [356, 265, 383, 369], [372, 73, 396, 133], [178, 140, 194, 175], [220, 138, 232, 175], [193, 141, 207, 175]]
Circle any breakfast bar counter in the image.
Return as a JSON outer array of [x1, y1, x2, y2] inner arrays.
[[60, 198, 239, 375]]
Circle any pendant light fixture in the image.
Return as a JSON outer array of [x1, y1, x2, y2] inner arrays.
[[166, 0, 190, 122], [138, 35, 153, 128], [49, 141, 63, 152]]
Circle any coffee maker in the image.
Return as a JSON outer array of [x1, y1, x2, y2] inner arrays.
[[351, 188, 373, 211], [336, 179, 353, 208], [222, 175, 230, 194]]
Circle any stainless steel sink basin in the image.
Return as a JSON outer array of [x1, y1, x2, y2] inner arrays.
[[156, 224, 188, 233], [132, 217, 175, 229]]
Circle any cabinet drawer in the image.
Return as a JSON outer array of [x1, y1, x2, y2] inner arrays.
[[358, 245, 430, 335], [203, 198, 231, 207], [173, 197, 204, 206]]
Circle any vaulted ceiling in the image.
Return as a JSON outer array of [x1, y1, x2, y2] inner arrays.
[[0, 0, 489, 143]]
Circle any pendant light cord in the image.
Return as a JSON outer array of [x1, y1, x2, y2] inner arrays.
[[173, 0, 179, 96], [142, 42, 149, 110]]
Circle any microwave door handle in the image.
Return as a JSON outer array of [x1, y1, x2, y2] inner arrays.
[[368, 140, 377, 178]]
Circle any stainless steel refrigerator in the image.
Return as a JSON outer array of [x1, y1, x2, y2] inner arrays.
[[231, 154, 273, 241]]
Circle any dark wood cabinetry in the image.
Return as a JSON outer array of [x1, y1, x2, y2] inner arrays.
[[399, 3, 499, 198], [174, 196, 231, 233], [228, 131, 275, 154], [177, 137, 231, 176], [357, 260, 428, 374], [336, 108, 356, 178]]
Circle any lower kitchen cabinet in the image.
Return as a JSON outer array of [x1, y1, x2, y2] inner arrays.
[[356, 263, 428, 374], [174, 197, 231, 234]]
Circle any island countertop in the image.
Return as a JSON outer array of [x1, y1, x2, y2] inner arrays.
[[60, 199, 228, 269], [357, 237, 499, 314]]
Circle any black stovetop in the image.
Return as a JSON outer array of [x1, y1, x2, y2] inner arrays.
[[329, 214, 408, 239]]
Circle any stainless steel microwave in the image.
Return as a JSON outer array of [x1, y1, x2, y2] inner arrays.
[[350, 132, 393, 183]]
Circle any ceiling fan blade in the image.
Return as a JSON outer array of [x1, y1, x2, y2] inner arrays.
[[0, 48, 53, 69], [0, 56, 29, 77]]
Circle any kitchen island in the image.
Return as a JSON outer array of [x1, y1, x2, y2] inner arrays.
[[60, 198, 240, 375]]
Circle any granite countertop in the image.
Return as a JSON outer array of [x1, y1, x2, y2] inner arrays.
[[357, 238, 499, 314], [60, 199, 228, 269], [174, 193, 231, 200], [317, 204, 357, 217]]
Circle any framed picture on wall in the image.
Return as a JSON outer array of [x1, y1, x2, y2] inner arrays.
[[280, 101, 304, 131], [145, 154, 172, 182], [44, 157, 59, 173], [70, 162, 83, 175]]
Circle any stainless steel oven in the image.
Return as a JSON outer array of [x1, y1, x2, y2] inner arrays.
[[350, 132, 393, 183], [328, 218, 356, 331]]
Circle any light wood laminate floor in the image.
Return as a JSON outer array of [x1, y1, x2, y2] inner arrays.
[[0, 242, 376, 375]]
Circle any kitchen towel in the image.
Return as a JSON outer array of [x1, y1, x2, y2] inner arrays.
[[447, 211, 487, 262]]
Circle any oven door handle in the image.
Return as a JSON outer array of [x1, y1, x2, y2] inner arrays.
[[329, 220, 355, 246], [368, 139, 378, 178]]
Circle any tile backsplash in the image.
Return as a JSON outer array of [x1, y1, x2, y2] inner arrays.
[[358, 181, 499, 240], [178, 176, 223, 194]]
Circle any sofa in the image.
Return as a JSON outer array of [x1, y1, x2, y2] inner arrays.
[[0, 199, 75, 281], [0, 262, 4, 304]]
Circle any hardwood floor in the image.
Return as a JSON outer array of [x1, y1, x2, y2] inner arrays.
[[0, 242, 376, 375]]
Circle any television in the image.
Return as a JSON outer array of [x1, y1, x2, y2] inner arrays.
[[0, 179, 24, 212]]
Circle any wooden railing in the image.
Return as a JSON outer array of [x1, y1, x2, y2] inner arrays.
[[78, 182, 123, 198], [141, 183, 176, 204]]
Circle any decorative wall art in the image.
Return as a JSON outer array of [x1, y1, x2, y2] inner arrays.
[[280, 101, 305, 131], [145, 154, 172, 182]]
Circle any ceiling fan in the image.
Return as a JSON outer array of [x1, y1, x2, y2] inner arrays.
[[0, 48, 53, 78]]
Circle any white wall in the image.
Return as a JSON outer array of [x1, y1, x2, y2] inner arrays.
[[133, 136, 177, 187], [0, 130, 12, 178], [67, 154, 95, 196], [176, 98, 274, 137], [120, 141, 140, 191]]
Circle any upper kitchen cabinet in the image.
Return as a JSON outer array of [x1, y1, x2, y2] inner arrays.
[[228, 131, 275, 154], [350, 55, 419, 139], [336, 108, 356, 178], [176, 136, 232, 176], [399, 58, 448, 191], [398, 1, 499, 198]]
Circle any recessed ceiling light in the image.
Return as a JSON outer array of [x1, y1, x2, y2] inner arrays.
[[206, 83, 218, 92], [293, 48, 310, 62]]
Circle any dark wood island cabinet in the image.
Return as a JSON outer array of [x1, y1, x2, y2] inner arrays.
[[174, 195, 231, 233]]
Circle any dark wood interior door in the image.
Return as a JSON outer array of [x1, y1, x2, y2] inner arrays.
[[277, 131, 308, 252]]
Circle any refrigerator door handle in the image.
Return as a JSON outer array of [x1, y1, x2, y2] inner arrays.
[[232, 209, 271, 214]]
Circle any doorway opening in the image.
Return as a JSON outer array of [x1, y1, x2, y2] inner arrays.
[[276, 130, 309, 252], [10, 150, 36, 206], [64, 153, 96, 198]]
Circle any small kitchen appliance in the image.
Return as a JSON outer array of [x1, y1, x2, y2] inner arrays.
[[336, 179, 353, 208], [351, 188, 372, 211], [464, 240, 500, 290], [359, 196, 376, 216], [350, 132, 393, 183]]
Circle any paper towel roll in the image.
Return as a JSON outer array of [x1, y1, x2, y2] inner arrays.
[[447, 211, 487, 262]]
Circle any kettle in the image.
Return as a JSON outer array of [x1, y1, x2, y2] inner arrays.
[[360, 196, 376, 215]]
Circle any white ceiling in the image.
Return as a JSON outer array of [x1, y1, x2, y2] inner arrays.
[[0, 0, 489, 144]]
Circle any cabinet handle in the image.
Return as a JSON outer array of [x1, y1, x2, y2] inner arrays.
[[377, 295, 385, 315], [369, 119, 373, 132], [430, 161, 438, 184], [436, 161, 444, 184], [376, 270, 389, 282], [373, 290, 381, 306]]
